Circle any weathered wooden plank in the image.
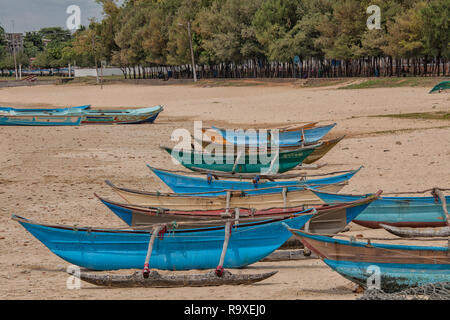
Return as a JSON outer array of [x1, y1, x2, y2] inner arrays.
[[381, 224, 450, 238], [74, 270, 278, 288], [261, 249, 318, 262]]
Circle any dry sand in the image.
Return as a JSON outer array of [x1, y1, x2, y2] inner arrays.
[[0, 81, 449, 300]]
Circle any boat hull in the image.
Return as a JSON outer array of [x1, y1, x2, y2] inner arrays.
[[290, 230, 450, 292], [0, 115, 82, 126], [14, 214, 312, 271], [164, 145, 317, 174], [79, 107, 163, 124], [302, 136, 344, 164], [212, 123, 336, 146], [106, 181, 346, 209], [147, 165, 359, 196], [99, 193, 377, 234], [311, 190, 450, 228]]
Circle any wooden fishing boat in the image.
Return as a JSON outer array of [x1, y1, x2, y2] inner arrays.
[[97, 191, 381, 233], [0, 105, 90, 126], [146, 164, 361, 195], [0, 105, 90, 113], [429, 80, 450, 94], [310, 189, 450, 228], [287, 228, 450, 292], [302, 136, 344, 164], [71, 105, 164, 124], [194, 135, 344, 164], [162, 144, 319, 174], [211, 123, 336, 146], [105, 180, 347, 209], [12, 213, 313, 271], [0, 113, 82, 126], [380, 189, 450, 238], [200, 122, 318, 145]]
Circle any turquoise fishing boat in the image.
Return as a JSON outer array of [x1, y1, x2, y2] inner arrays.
[[309, 189, 450, 228], [429, 80, 450, 93], [147, 165, 362, 196], [13, 212, 313, 271], [0, 112, 82, 126], [0, 105, 91, 126], [0, 105, 90, 113], [211, 123, 336, 146], [287, 228, 450, 292], [72, 105, 164, 124]]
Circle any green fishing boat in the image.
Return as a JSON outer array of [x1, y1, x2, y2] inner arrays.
[[162, 144, 318, 174], [429, 80, 450, 93]]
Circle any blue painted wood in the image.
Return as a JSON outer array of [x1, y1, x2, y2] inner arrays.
[[211, 123, 336, 146], [289, 229, 450, 291], [14, 213, 313, 271], [147, 165, 361, 196], [0, 105, 90, 113], [0, 115, 82, 126], [311, 190, 450, 227]]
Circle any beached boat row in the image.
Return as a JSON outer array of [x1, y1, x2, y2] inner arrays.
[[13, 119, 450, 293], [0, 105, 164, 125]]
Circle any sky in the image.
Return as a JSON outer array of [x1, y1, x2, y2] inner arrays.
[[0, 0, 108, 33]]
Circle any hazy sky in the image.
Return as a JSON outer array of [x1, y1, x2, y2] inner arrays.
[[0, 0, 107, 33]]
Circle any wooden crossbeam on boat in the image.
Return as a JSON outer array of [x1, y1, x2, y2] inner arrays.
[[261, 249, 318, 262]]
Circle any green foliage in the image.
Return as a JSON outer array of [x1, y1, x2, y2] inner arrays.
[[3, 0, 447, 72]]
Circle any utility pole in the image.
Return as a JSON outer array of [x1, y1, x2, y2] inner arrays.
[[179, 21, 197, 82], [11, 20, 18, 80], [187, 21, 197, 82], [91, 33, 99, 84]]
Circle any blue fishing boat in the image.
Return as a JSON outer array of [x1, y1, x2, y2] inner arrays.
[[0, 113, 82, 126], [147, 165, 362, 196], [287, 228, 450, 292], [73, 105, 164, 124], [309, 189, 450, 228], [13, 213, 313, 271], [211, 123, 336, 146]]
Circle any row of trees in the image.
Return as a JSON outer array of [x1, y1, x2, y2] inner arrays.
[[0, 27, 77, 75], [1, 0, 449, 78]]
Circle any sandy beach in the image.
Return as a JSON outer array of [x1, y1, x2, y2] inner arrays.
[[0, 80, 449, 300]]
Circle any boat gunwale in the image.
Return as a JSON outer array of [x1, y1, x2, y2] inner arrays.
[[105, 179, 349, 198], [11, 212, 313, 235]]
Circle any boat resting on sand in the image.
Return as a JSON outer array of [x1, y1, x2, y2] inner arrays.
[[146, 164, 361, 196], [13, 213, 313, 271], [162, 144, 319, 174], [429, 80, 450, 94], [105, 180, 348, 209], [0, 105, 90, 113], [71, 105, 164, 124], [0, 105, 87, 126], [97, 191, 380, 234], [194, 136, 344, 165], [286, 228, 450, 292], [200, 122, 318, 146], [210, 123, 336, 146], [310, 189, 450, 228], [0, 112, 82, 126]]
